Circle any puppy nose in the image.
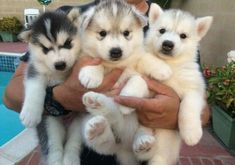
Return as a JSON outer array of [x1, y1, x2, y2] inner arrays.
[[110, 48, 122, 60], [162, 40, 174, 52], [54, 61, 66, 71]]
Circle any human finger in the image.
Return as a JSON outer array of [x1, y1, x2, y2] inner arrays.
[[114, 96, 162, 113], [95, 69, 123, 92], [143, 77, 179, 98]]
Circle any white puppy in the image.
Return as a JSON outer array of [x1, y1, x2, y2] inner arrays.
[[132, 4, 213, 165]]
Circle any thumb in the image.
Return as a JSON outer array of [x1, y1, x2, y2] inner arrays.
[[144, 77, 177, 97]]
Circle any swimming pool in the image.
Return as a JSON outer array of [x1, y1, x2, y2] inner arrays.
[[0, 71, 25, 146]]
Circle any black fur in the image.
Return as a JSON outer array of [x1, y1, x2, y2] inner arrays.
[[27, 64, 38, 78], [30, 11, 77, 45], [37, 118, 49, 156]]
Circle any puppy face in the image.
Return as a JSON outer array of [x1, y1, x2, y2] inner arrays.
[[80, 0, 147, 63], [19, 9, 81, 72], [147, 4, 213, 60]]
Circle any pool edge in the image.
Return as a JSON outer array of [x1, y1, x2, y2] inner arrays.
[[0, 128, 38, 164]]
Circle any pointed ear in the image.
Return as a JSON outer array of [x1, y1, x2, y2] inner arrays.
[[18, 30, 32, 42], [132, 7, 148, 28], [80, 7, 95, 31], [148, 3, 163, 25], [67, 8, 80, 25], [196, 16, 213, 40]]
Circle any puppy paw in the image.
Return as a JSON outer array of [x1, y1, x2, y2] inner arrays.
[[85, 116, 107, 141], [20, 106, 42, 127], [79, 66, 104, 89], [63, 151, 80, 165], [82, 92, 110, 115], [83, 92, 103, 109], [133, 135, 155, 154], [180, 125, 203, 146]]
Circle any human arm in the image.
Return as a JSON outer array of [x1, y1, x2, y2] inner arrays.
[[3, 61, 27, 112], [3, 56, 122, 113], [114, 77, 211, 129], [53, 56, 122, 111]]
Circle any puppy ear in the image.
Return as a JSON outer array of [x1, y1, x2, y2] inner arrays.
[[18, 30, 32, 42], [67, 8, 80, 25], [196, 16, 213, 40], [148, 3, 163, 25], [133, 8, 148, 28], [80, 7, 95, 31]]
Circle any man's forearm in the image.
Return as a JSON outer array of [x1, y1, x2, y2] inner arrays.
[[3, 63, 26, 113]]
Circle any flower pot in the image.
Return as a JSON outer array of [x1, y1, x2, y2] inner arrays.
[[212, 105, 235, 149], [0, 31, 17, 42]]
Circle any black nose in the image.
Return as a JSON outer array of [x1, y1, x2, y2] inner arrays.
[[54, 61, 66, 71], [162, 40, 174, 53], [109, 48, 122, 60]]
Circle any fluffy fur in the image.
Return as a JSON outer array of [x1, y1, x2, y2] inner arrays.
[[19, 9, 83, 165], [132, 4, 213, 165], [76, 0, 172, 165], [78, 2, 213, 165]]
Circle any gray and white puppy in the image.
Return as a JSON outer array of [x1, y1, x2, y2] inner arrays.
[[19, 10, 82, 165], [75, 0, 172, 165]]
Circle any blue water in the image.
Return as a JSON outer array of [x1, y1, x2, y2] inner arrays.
[[0, 71, 25, 146]]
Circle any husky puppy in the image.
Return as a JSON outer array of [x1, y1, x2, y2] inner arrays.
[[131, 4, 213, 165], [75, 0, 173, 165], [19, 10, 82, 165]]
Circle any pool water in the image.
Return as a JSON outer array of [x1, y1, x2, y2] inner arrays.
[[0, 71, 25, 146]]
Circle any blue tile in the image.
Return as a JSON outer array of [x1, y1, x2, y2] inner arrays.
[[0, 55, 20, 72]]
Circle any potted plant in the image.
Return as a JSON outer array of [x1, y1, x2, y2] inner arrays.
[[203, 61, 235, 149], [153, 0, 172, 9], [0, 16, 23, 42]]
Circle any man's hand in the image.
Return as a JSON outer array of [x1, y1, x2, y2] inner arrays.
[[54, 56, 123, 112], [114, 77, 180, 129]]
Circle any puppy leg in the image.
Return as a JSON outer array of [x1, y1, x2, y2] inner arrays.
[[179, 91, 204, 146], [20, 76, 46, 127], [79, 65, 104, 89], [138, 54, 172, 81], [83, 91, 121, 119], [63, 116, 82, 165], [119, 75, 149, 114], [149, 129, 181, 165], [133, 126, 155, 160], [82, 115, 117, 155], [116, 150, 139, 165], [46, 116, 65, 165]]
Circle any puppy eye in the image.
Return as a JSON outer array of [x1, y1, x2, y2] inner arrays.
[[180, 33, 187, 39], [123, 30, 130, 37], [159, 28, 166, 34], [63, 39, 72, 49], [41, 45, 52, 54], [99, 30, 107, 37]]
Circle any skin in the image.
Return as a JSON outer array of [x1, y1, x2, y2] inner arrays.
[[3, 0, 211, 130]]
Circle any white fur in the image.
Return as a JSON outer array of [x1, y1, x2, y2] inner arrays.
[[132, 4, 213, 165], [76, 1, 172, 165], [19, 9, 84, 165]]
